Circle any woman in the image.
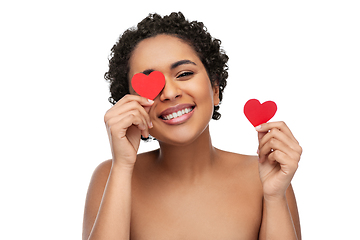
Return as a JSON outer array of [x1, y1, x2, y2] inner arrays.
[[83, 12, 302, 240]]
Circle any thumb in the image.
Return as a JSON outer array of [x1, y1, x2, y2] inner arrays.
[[256, 125, 267, 142], [258, 131, 267, 142], [143, 99, 154, 113], [143, 105, 151, 113]]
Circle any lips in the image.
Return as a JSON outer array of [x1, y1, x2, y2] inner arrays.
[[158, 103, 195, 120]]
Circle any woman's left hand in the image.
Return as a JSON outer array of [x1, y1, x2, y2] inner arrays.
[[256, 121, 302, 200]]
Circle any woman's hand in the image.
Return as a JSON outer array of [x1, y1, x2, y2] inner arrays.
[[256, 121, 302, 200], [104, 95, 154, 168]]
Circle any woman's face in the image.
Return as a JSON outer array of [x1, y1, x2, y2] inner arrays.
[[128, 34, 219, 145]]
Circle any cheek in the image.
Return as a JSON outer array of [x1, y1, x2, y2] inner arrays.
[[185, 78, 214, 118], [190, 78, 214, 104]]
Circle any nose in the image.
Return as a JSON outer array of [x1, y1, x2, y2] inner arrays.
[[159, 77, 182, 101]]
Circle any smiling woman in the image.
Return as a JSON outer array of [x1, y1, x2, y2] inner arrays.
[[127, 34, 218, 145], [82, 12, 302, 240], [104, 12, 228, 121]]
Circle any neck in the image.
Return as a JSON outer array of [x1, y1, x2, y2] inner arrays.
[[156, 126, 217, 182]]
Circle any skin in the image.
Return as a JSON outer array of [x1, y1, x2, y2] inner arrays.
[[82, 34, 302, 240]]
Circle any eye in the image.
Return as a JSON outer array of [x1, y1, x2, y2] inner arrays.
[[176, 71, 194, 79]]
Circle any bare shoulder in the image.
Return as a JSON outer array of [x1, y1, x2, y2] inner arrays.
[[85, 149, 159, 189], [85, 159, 113, 203], [91, 159, 113, 181], [88, 149, 159, 181], [216, 148, 257, 162], [85, 160, 113, 196], [216, 148, 260, 175], [218, 150, 301, 239], [82, 160, 112, 239], [214, 148, 263, 191], [82, 151, 158, 240]]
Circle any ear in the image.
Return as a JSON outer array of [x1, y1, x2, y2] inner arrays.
[[212, 83, 220, 106]]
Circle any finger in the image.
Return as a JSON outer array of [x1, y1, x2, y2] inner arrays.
[[117, 94, 154, 106], [256, 121, 298, 143], [124, 109, 149, 130], [110, 95, 154, 115], [259, 128, 302, 154], [257, 130, 267, 142], [122, 101, 153, 128], [106, 112, 144, 130], [109, 113, 149, 140], [106, 109, 149, 139], [267, 150, 299, 175], [258, 137, 294, 163], [129, 114, 150, 138], [105, 100, 153, 128], [141, 129, 150, 139]]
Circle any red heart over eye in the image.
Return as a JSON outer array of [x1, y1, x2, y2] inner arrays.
[[131, 71, 165, 100], [244, 99, 277, 127]]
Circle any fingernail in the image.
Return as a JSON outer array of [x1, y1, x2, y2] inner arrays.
[[256, 149, 259, 155], [148, 99, 154, 104], [255, 125, 261, 130], [148, 121, 153, 128]]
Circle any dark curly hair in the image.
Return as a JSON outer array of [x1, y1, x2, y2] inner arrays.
[[104, 12, 229, 120]]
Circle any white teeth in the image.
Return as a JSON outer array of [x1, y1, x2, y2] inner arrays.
[[163, 107, 193, 120]]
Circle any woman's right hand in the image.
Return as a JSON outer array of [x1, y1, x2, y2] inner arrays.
[[104, 95, 154, 168]]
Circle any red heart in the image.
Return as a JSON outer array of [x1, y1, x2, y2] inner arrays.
[[244, 99, 277, 127], [131, 71, 165, 100]]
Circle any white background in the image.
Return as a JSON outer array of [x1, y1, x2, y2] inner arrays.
[[1, 0, 359, 239]]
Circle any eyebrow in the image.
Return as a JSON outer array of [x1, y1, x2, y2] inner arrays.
[[170, 59, 196, 69], [141, 60, 196, 75], [142, 69, 155, 75]]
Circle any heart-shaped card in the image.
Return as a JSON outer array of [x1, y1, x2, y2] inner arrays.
[[244, 99, 277, 127], [131, 71, 165, 100]]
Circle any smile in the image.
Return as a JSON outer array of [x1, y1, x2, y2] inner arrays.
[[158, 104, 196, 125], [161, 107, 194, 120]]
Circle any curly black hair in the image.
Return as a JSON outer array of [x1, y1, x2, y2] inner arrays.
[[104, 12, 229, 120]]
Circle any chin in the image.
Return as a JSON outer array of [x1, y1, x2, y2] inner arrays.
[[157, 136, 197, 147], [150, 124, 210, 147]]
